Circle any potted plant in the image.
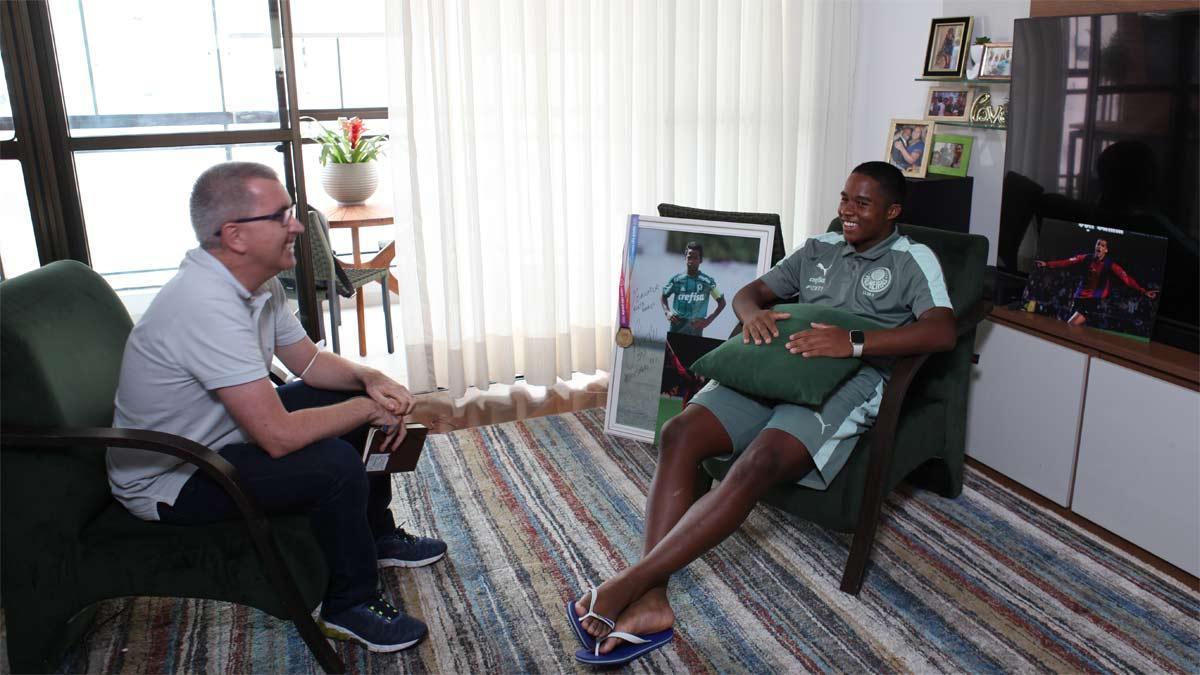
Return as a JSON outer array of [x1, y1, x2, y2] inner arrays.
[[305, 116, 387, 204]]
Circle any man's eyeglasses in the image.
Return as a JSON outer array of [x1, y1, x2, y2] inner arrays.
[[230, 203, 298, 225]]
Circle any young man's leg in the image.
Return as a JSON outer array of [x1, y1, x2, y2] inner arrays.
[[578, 426, 815, 650]]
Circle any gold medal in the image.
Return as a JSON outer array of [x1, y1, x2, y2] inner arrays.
[[615, 327, 633, 348]]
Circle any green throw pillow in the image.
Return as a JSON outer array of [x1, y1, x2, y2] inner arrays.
[[690, 303, 885, 406]]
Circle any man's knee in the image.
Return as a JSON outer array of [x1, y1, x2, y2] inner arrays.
[[298, 437, 367, 490], [728, 432, 813, 489], [659, 408, 729, 464]]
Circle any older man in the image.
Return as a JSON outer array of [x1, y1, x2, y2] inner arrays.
[[108, 162, 445, 653]]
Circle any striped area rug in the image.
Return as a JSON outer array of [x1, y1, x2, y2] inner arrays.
[[25, 408, 1199, 673]]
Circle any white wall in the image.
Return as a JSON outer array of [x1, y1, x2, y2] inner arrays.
[[848, 0, 1030, 264]]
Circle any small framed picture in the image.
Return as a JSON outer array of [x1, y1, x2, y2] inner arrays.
[[922, 17, 974, 78], [924, 86, 973, 121], [978, 42, 1013, 80], [885, 119, 935, 179], [927, 133, 974, 177]]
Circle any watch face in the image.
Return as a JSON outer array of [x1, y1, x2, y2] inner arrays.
[[850, 330, 865, 345]]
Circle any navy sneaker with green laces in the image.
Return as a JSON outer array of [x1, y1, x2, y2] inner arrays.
[[319, 593, 427, 652], [376, 524, 447, 569]]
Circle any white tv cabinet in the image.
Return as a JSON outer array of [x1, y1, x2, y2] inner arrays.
[[966, 308, 1199, 577]]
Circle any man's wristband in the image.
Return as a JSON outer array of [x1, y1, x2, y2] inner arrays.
[[849, 329, 865, 358]]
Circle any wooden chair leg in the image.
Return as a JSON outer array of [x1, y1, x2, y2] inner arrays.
[[355, 288, 367, 357], [840, 499, 883, 595], [293, 610, 345, 673], [840, 431, 894, 595], [380, 279, 394, 354]]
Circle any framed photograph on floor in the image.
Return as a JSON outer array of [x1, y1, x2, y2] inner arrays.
[[604, 215, 774, 442], [925, 86, 973, 122], [927, 133, 974, 177], [885, 118, 935, 179], [922, 16, 974, 79], [978, 42, 1013, 80]]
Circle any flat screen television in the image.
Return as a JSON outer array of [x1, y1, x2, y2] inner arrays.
[[997, 9, 1199, 353]]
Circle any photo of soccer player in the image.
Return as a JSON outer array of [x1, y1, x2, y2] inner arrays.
[[606, 215, 774, 442], [662, 241, 727, 336], [1021, 220, 1167, 341]]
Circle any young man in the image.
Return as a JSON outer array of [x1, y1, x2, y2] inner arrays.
[[1034, 237, 1159, 326], [570, 161, 956, 663], [661, 242, 726, 336], [108, 162, 446, 653]]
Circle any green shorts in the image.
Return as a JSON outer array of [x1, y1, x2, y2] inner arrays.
[[689, 365, 886, 490]]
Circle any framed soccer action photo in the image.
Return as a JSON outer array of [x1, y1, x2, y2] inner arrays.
[[922, 16, 973, 78], [885, 119, 934, 179], [927, 133, 974, 177], [604, 215, 774, 442]]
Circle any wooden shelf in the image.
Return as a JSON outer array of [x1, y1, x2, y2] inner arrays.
[[988, 306, 1199, 390]]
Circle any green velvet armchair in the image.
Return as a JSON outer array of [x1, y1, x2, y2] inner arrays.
[[0, 261, 345, 673], [693, 217, 990, 594]]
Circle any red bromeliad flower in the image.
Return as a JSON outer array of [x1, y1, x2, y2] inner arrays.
[[308, 115, 387, 165]]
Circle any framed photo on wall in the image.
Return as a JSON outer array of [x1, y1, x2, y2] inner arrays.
[[927, 133, 974, 177], [604, 215, 775, 442], [978, 42, 1013, 80], [885, 118, 935, 179], [922, 16, 974, 78], [924, 86, 972, 122]]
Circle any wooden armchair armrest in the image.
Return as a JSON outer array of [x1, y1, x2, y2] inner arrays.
[[2, 425, 267, 523], [840, 349, 931, 594]]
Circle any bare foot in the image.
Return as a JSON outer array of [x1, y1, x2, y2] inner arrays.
[[598, 587, 675, 654], [573, 573, 644, 639]]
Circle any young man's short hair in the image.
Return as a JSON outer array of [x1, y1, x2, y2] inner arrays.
[[685, 241, 703, 258], [852, 160, 907, 212]]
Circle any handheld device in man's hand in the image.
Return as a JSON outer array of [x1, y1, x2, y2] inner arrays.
[[362, 423, 429, 473]]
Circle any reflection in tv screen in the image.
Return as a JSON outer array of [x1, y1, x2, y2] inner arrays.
[[999, 10, 1198, 351]]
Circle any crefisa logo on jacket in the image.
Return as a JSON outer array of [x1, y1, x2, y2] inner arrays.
[[860, 267, 892, 295]]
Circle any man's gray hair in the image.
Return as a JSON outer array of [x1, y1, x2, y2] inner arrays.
[[190, 161, 280, 248]]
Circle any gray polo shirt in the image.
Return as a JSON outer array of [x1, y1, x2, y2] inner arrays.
[[107, 248, 308, 520], [759, 229, 952, 330]]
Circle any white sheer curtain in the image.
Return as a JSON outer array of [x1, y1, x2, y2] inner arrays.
[[384, 0, 859, 397]]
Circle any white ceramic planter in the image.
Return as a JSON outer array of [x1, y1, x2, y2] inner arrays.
[[966, 44, 985, 80], [321, 162, 379, 204]]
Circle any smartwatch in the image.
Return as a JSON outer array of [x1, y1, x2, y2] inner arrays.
[[849, 330, 866, 358]]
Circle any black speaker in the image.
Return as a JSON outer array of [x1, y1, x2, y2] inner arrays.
[[902, 175, 973, 233]]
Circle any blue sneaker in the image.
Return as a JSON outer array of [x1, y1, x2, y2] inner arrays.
[[319, 593, 427, 652], [376, 524, 447, 569]]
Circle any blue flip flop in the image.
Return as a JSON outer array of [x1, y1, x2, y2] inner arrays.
[[568, 586, 674, 667], [574, 627, 674, 666], [565, 598, 597, 651]]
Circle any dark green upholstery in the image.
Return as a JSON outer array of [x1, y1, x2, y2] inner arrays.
[[702, 220, 989, 532], [0, 261, 332, 672]]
